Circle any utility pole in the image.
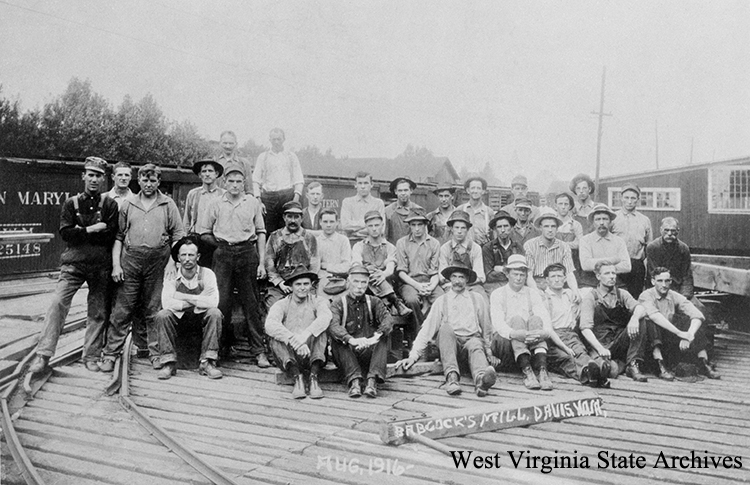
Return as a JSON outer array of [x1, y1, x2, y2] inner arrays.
[[592, 67, 612, 200], [655, 120, 659, 169]]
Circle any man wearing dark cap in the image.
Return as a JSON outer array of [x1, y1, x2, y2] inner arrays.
[[264, 200, 320, 310], [385, 176, 423, 244], [351, 210, 411, 316], [265, 267, 331, 399], [438, 210, 486, 297], [427, 183, 457, 244], [612, 183, 652, 298], [509, 197, 540, 247], [482, 211, 524, 294], [457, 176, 495, 245], [340, 171, 385, 244], [397, 261, 498, 397], [578, 204, 631, 288], [197, 163, 269, 367], [154, 236, 222, 380], [570, 173, 596, 232], [329, 265, 394, 398], [101, 163, 185, 372], [184, 158, 225, 268], [30, 157, 119, 374], [395, 211, 443, 339], [500, 175, 540, 220]]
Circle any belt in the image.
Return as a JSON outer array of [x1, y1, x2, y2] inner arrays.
[[219, 239, 256, 247]]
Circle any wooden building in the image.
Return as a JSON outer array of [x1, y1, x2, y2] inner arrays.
[[597, 156, 750, 256]]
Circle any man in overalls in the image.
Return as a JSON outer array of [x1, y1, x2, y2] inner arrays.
[[579, 261, 649, 382], [351, 210, 411, 316], [265, 201, 320, 310], [154, 237, 223, 380], [31, 157, 119, 374], [438, 210, 486, 299]]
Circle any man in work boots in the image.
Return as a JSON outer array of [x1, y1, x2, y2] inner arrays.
[[329, 265, 394, 398], [154, 237, 222, 380], [31, 157, 119, 374], [396, 261, 498, 397], [265, 267, 331, 399], [489, 255, 555, 391]]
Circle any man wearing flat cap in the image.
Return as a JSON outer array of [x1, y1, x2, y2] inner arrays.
[[385, 176, 423, 244], [329, 265, 394, 398], [184, 158, 225, 268], [500, 175, 540, 221], [570, 173, 596, 232], [578, 204, 631, 288], [397, 261, 498, 397], [509, 197, 540, 247], [395, 210, 443, 340], [457, 176, 495, 245], [524, 207, 580, 296], [438, 210, 487, 298], [264, 200, 320, 310], [197, 163, 269, 366], [31, 157, 119, 374], [427, 183, 457, 244], [266, 266, 331, 399], [482, 211, 525, 294], [351, 210, 412, 316], [612, 183, 652, 298], [154, 236, 223, 380]]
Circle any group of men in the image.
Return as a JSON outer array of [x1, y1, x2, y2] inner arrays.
[[31, 135, 720, 404]]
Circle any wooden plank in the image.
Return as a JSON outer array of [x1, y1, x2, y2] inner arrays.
[[692, 262, 750, 296], [692, 254, 750, 270], [381, 391, 603, 445]]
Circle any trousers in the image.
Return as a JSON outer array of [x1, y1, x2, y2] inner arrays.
[[155, 307, 222, 364], [331, 336, 389, 385]]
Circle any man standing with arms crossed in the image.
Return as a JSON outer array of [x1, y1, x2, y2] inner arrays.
[[612, 183, 652, 298]]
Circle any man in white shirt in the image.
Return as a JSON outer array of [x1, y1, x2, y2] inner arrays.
[[340, 171, 386, 244], [316, 208, 352, 298], [154, 237, 222, 380]]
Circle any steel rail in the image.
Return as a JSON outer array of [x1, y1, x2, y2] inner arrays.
[[117, 334, 240, 485]]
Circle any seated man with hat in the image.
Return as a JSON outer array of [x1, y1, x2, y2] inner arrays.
[[457, 176, 495, 245], [265, 266, 332, 399], [329, 265, 394, 398], [154, 236, 223, 380], [351, 210, 412, 316], [427, 183, 457, 244], [184, 158, 225, 268], [264, 200, 320, 310], [395, 210, 444, 341], [396, 261, 498, 397], [510, 197, 541, 247], [385, 176, 423, 244], [490, 254, 556, 390], [524, 207, 580, 297], [500, 175, 540, 220], [579, 204, 631, 288], [438, 210, 487, 298], [482, 210, 525, 294]]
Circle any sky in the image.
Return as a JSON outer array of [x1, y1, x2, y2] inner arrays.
[[1, 0, 748, 189]]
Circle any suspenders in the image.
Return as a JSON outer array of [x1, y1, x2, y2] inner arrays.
[[72, 193, 104, 226], [341, 295, 372, 326]]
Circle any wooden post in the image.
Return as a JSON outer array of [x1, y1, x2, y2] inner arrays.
[[380, 391, 604, 445]]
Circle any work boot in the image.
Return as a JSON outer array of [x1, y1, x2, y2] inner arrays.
[[98, 357, 115, 373], [698, 359, 721, 379], [151, 356, 164, 370], [256, 353, 272, 368], [445, 371, 462, 395], [363, 377, 378, 398], [475, 366, 497, 397], [29, 355, 50, 374], [157, 363, 176, 380], [135, 347, 150, 359], [626, 360, 648, 382], [309, 374, 324, 399], [538, 367, 554, 391], [348, 378, 363, 398], [597, 360, 611, 388], [199, 360, 223, 379], [656, 360, 675, 381], [396, 301, 413, 317], [580, 361, 599, 386], [85, 361, 100, 373], [522, 366, 541, 390], [292, 374, 306, 399]]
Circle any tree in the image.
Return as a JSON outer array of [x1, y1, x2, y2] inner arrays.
[[165, 120, 211, 167], [239, 138, 266, 161]]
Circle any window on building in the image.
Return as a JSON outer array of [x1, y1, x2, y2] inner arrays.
[[709, 166, 750, 213], [608, 187, 681, 211]]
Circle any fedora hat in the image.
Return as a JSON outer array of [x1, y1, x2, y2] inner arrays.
[[440, 261, 477, 284], [389, 176, 417, 194], [192, 158, 224, 177], [284, 265, 319, 286], [489, 211, 517, 229], [432, 183, 456, 195], [446, 210, 472, 228], [533, 207, 563, 228], [587, 203, 617, 223], [171, 235, 202, 262]]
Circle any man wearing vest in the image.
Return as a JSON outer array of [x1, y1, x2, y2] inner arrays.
[[154, 237, 222, 380], [31, 157, 119, 374], [396, 261, 498, 397], [265, 266, 332, 399], [329, 265, 394, 398], [438, 210, 487, 298], [183, 158, 225, 268], [509, 197, 540, 247], [482, 210, 524, 294]]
